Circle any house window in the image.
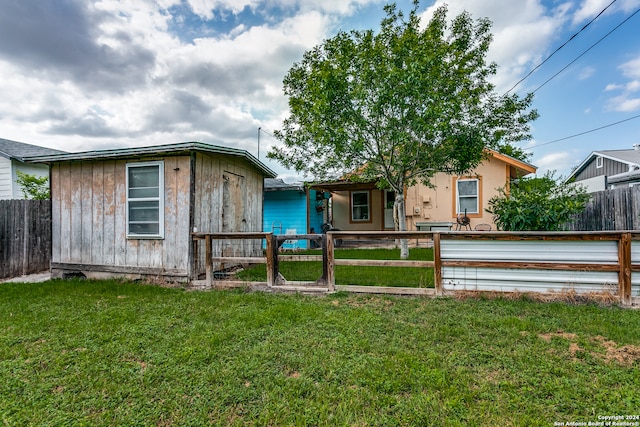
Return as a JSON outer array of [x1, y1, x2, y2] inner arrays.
[[126, 161, 164, 238], [456, 178, 479, 214], [596, 156, 603, 168], [351, 191, 370, 222]]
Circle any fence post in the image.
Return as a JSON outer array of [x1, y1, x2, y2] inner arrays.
[[266, 233, 275, 287], [433, 232, 443, 296], [22, 200, 29, 276], [618, 232, 632, 305], [326, 232, 335, 292], [320, 234, 329, 288], [205, 235, 212, 288]]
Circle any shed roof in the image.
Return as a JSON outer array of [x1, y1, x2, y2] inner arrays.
[[0, 138, 67, 161], [25, 141, 277, 178]]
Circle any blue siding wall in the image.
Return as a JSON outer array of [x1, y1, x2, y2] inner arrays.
[[263, 189, 325, 250], [264, 190, 305, 249]]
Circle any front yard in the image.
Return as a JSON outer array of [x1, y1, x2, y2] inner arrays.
[[1, 279, 639, 426]]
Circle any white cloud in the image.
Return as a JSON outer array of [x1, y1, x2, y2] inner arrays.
[[534, 150, 576, 176], [604, 55, 640, 112], [620, 56, 640, 78], [573, 0, 640, 24], [578, 66, 595, 80]]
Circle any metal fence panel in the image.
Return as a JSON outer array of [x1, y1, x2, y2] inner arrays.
[[442, 267, 619, 294], [440, 239, 618, 263]]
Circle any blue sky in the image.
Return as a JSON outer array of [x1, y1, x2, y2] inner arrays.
[[0, 0, 639, 181]]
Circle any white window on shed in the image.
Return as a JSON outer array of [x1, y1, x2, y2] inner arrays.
[[126, 161, 164, 238], [596, 156, 603, 168], [456, 178, 479, 214]]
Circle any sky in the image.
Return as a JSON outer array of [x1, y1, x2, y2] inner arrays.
[[0, 0, 639, 182]]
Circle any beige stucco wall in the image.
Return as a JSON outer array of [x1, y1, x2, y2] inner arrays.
[[330, 155, 516, 231], [404, 156, 510, 230]]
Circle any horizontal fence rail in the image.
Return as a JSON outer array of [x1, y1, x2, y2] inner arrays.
[[191, 230, 639, 306]]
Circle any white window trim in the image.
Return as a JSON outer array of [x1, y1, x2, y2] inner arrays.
[[126, 161, 164, 239], [351, 190, 370, 222], [456, 178, 479, 214], [596, 156, 603, 168]]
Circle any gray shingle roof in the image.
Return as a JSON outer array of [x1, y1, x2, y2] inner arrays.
[[24, 141, 277, 178], [595, 148, 640, 165], [0, 138, 67, 161], [264, 178, 304, 191]]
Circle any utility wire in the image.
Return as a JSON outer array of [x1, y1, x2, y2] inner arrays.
[[532, 112, 640, 148], [505, 0, 617, 94], [532, 6, 640, 93]]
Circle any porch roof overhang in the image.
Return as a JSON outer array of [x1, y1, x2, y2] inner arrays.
[[308, 180, 379, 192]]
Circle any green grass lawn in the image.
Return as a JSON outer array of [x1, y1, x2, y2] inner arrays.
[[1, 279, 639, 426], [237, 247, 435, 287]]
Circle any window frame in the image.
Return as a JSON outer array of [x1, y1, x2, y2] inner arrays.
[[596, 156, 603, 168], [350, 190, 371, 223], [454, 177, 480, 216], [126, 161, 164, 239]]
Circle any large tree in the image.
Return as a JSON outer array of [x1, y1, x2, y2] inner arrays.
[[269, 1, 537, 258]]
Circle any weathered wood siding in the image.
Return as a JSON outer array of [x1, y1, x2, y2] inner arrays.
[[0, 199, 51, 279], [565, 186, 640, 231], [51, 156, 192, 278], [192, 152, 264, 277]]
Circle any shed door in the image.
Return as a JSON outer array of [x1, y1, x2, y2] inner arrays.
[[222, 172, 247, 256]]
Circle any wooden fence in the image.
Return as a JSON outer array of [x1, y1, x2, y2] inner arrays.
[[566, 186, 640, 230], [192, 230, 639, 306], [0, 199, 52, 279]]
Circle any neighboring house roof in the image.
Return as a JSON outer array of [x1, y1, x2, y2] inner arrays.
[[566, 148, 640, 182], [608, 168, 640, 185], [25, 141, 277, 178], [264, 178, 305, 192], [0, 138, 67, 161]]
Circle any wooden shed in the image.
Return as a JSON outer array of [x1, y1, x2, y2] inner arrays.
[[27, 142, 276, 282]]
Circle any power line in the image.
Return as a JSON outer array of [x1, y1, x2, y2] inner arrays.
[[532, 112, 640, 148], [505, 0, 617, 94], [532, 6, 640, 93]]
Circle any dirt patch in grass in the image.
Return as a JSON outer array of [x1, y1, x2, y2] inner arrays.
[[538, 330, 640, 366], [592, 335, 640, 366], [452, 290, 619, 306]]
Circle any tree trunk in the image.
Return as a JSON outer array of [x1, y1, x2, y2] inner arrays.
[[395, 192, 409, 259]]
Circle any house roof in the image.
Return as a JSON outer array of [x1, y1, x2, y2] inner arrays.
[[566, 148, 640, 181], [264, 178, 305, 192], [608, 168, 640, 184], [24, 141, 277, 178], [486, 148, 537, 176], [0, 138, 67, 161], [309, 148, 536, 192]]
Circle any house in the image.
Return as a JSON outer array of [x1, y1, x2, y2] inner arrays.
[[566, 146, 640, 192], [0, 138, 66, 199], [310, 149, 536, 232], [26, 142, 276, 282], [263, 178, 326, 249]]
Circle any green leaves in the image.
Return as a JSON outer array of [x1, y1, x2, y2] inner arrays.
[[486, 172, 591, 231], [270, 1, 537, 188], [15, 171, 50, 200]]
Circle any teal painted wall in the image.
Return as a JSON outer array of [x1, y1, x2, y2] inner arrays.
[[263, 189, 325, 250]]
